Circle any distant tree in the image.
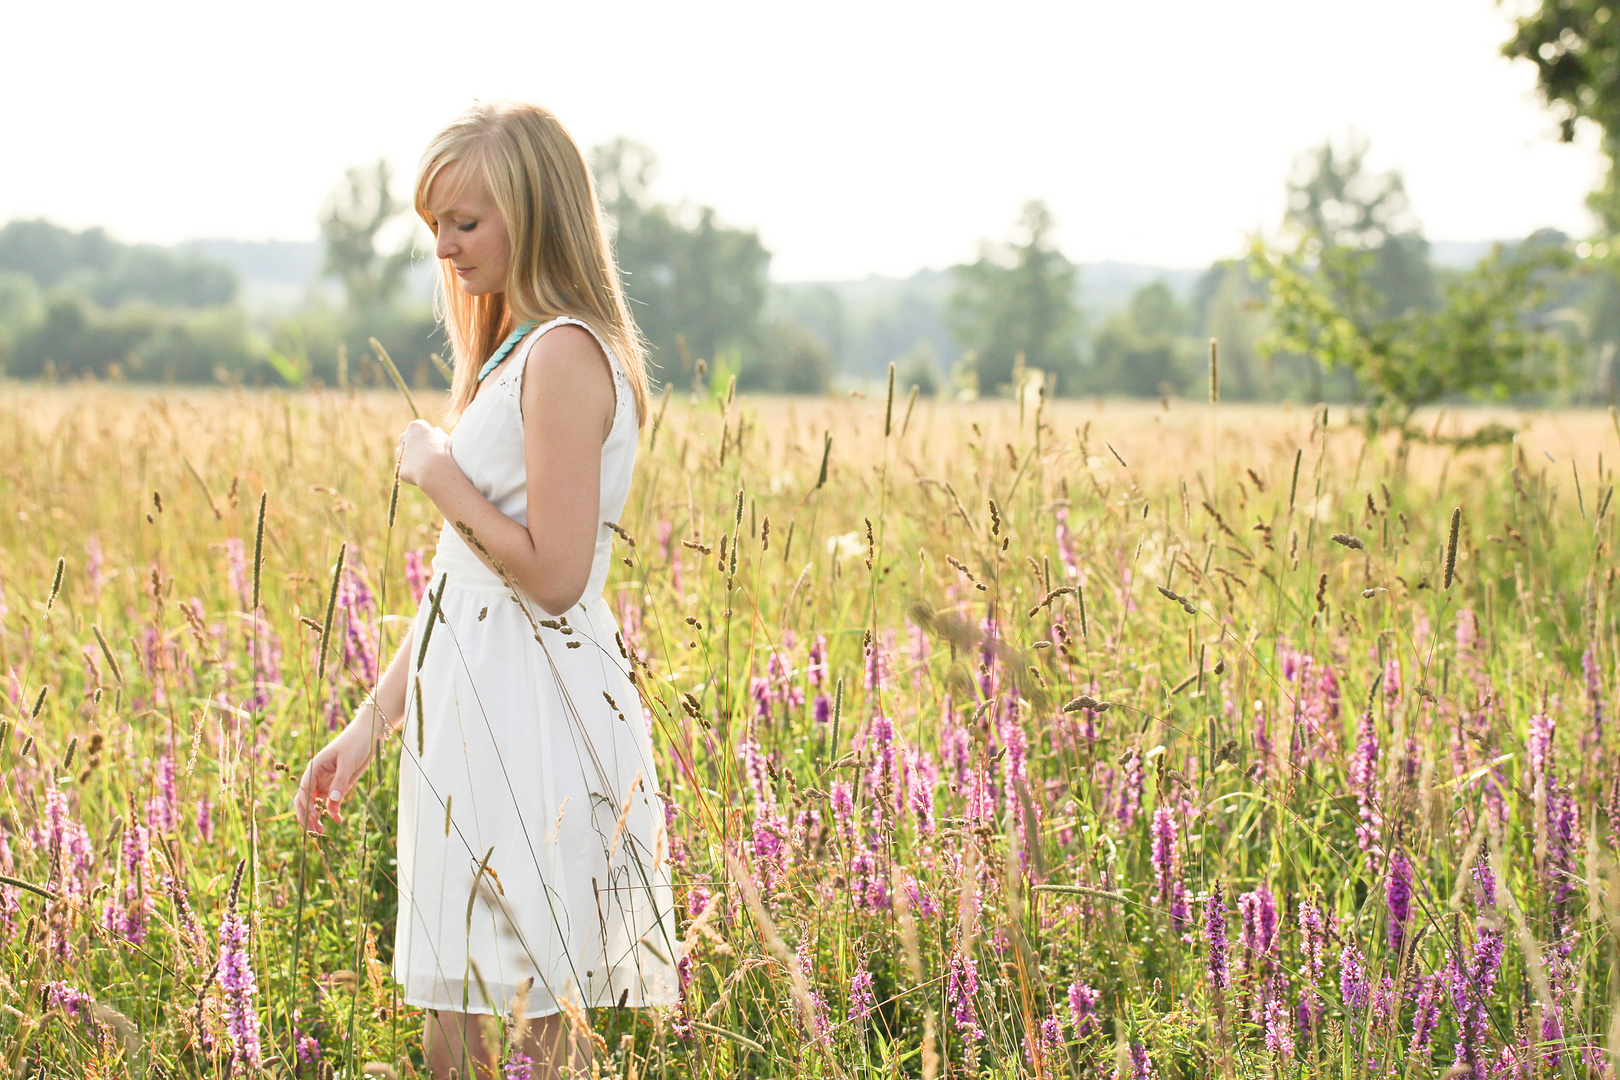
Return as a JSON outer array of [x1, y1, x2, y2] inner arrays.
[[0, 219, 236, 308], [898, 339, 940, 397], [737, 317, 833, 394], [1192, 259, 1270, 399], [321, 161, 414, 321], [1285, 134, 1439, 322], [1089, 281, 1197, 397], [947, 201, 1082, 396], [1253, 229, 1576, 426], [594, 138, 771, 383]]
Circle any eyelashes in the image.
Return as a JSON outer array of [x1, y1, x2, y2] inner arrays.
[[456, 221, 478, 233]]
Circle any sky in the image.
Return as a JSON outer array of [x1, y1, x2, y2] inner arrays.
[[0, 0, 1606, 281]]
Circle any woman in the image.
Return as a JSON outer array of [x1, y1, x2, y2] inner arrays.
[[294, 101, 679, 1078]]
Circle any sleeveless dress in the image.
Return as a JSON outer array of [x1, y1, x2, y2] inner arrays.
[[393, 316, 680, 1019]]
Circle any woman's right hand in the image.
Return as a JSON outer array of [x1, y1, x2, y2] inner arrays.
[[293, 703, 386, 834]]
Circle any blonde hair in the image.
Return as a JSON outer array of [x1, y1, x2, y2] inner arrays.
[[415, 101, 650, 426]]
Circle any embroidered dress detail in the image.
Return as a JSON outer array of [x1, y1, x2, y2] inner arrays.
[[475, 320, 541, 384], [394, 316, 675, 1019]]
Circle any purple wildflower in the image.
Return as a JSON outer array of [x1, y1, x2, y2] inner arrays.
[[1264, 987, 1294, 1058], [44, 981, 92, 1021], [1151, 806, 1178, 905], [504, 1051, 534, 1080], [1585, 645, 1606, 749], [217, 865, 262, 1069], [807, 634, 828, 689], [1409, 974, 1441, 1055], [1350, 709, 1382, 859], [1339, 942, 1369, 1032], [404, 549, 430, 604], [1068, 980, 1099, 1037], [1124, 1041, 1156, 1078], [225, 537, 249, 608], [1205, 884, 1229, 992], [196, 795, 214, 842], [1117, 750, 1143, 828], [1386, 849, 1412, 952], [85, 536, 106, 599], [848, 967, 875, 1022], [947, 954, 984, 1041], [1238, 883, 1278, 968]]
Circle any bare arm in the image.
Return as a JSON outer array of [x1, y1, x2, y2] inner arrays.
[[398, 324, 615, 615], [293, 623, 414, 832]]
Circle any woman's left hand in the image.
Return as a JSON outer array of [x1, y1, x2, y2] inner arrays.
[[397, 419, 454, 493]]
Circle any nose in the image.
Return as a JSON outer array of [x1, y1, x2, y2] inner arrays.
[[435, 228, 457, 262]]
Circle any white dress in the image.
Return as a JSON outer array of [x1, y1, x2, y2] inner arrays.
[[394, 317, 679, 1018]]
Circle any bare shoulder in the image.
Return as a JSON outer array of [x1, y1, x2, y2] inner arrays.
[[520, 322, 615, 429]]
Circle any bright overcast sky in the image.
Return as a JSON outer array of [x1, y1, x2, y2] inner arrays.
[[1, 0, 1605, 280]]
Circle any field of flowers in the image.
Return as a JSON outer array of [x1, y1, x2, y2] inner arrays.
[[1, 380, 1618, 1078]]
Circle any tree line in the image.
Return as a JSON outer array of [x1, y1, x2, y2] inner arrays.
[[4, 0, 1620, 420]]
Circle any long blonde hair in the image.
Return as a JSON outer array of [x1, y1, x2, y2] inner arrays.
[[415, 101, 650, 426]]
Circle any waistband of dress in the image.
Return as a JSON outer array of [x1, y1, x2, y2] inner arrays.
[[428, 525, 609, 608], [429, 528, 527, 597]]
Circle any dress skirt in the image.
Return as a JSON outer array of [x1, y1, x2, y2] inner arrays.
[[393, 534, 680, 1018]]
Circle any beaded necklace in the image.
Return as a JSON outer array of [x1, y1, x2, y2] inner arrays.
[[475, 320, 541, 384]]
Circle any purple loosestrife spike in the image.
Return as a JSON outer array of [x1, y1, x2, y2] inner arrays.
[[1238, 883, 1278, 966], [85, 536, 106, 599], [848, 967, 876, 1022], [1339, 942, 1369, 1033], [1409, 974, 1441, 1055], [1264, 990, 1294, 1057], [504, 1051, 534, 1080], [1117, 750, 1144, 827], [1151, 806, 1178, 905], [1068, 981, 1099, 1037], [217, 867, 262, 1068], [1387, 850, 1412, 952], [1205, 884, 1229, 992], [1126, 1041, 1156, 1078], [947, 954, 984, 1041], [404, 549, 430, 604], [1584, 646, 1605, 752], [1351, 710, 1382, 859], [225, 537, 248, 609]]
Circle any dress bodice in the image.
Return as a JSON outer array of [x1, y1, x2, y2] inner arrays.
[[431, 316, 637, 603]]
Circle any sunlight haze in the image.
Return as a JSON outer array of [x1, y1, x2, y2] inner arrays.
[[1, 0, 1603, 280]]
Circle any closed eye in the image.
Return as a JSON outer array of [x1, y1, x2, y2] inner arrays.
[[457, 221, 477, 233]]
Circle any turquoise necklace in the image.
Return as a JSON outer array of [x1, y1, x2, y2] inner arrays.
[[476, 320, 540, 383]]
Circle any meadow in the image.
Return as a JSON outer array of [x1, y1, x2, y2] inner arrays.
[[1, 379, 1618, 1079]]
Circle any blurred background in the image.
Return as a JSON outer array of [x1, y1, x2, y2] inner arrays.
[[1, 0, 1615, 411]]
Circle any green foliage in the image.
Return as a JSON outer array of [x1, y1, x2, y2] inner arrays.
[[1088, 281, 1197, 397], [320, 161, 415, 321], [1504, 2, 1620, 230], [595, 138, 771, 380], [736, 317, 833, 394], [0, 219, 238, 308], [946, 201, 1082, 396], [897, 339, 940, 397], [1255, 135, 1579, 421], [1253, 232, 1576, 421]]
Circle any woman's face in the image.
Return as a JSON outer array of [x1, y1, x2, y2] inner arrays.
[[425, 161, 511, 296]]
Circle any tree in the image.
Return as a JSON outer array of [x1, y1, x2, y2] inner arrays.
[[1253, 231, 1575, 426], [1090, 282, 1197, 398], [320, 161, 414, 321], [594, 138, 771, 382], [946, 201, 1082, 396], [1504, 4, 1620, 231], [1284, 133, 1439, 324]]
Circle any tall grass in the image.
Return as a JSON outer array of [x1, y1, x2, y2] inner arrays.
[[1, 382, 1617, 1078]]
